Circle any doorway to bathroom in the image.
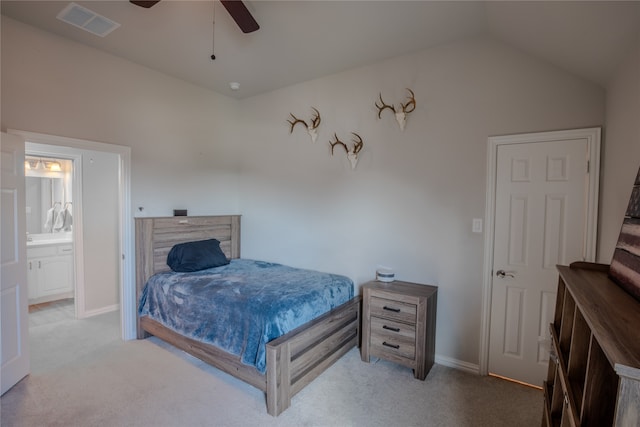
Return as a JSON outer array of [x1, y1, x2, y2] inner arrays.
[[25, 155, 76, 318], [14, 129, 134, 345], [24, 139, 124, 322]]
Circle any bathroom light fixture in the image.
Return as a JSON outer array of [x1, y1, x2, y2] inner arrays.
[[25, 157, 64, 172]]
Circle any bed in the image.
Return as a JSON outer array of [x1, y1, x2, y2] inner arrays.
[[135, 215, 361, 416]]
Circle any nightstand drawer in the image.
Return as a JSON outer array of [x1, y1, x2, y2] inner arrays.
[[370, 330, 416, 360], [370, 316, 416, 342], [369, 296, 416, 324]]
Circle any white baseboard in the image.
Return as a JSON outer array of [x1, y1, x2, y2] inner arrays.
[[83, 304, 119, 318], [435, 354, 480, 375], [28, 291, 74, 306]]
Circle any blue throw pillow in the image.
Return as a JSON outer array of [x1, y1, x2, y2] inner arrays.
[[167, 239, 230, 272]]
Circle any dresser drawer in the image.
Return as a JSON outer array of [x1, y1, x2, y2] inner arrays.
[[369, 296, 417, 324]]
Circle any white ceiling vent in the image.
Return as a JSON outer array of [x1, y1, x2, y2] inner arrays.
[[57, 3, 120, 37]]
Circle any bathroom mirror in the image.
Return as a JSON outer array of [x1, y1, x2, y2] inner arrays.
[[25, 176, 68, 234]]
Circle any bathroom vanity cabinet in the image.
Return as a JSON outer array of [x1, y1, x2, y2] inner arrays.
[[27, 243, 74, 304]]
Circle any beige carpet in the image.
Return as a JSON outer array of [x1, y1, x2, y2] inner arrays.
[[1, 306, 542, 426]]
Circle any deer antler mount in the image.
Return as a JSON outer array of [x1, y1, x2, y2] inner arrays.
[[375, 88, 416, 131], [287, 107, 321, 142], [330, 132, 363, 170]]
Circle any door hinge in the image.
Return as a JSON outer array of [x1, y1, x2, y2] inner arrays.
[[587, 160, 590, 174]]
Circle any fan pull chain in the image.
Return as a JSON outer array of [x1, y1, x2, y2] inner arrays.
[[210, 0, 216, 60]]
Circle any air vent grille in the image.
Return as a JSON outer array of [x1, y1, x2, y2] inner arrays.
[[57, 2, 120, 37]]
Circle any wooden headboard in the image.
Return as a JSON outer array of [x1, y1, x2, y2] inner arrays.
[[135, 215, 241, 337]]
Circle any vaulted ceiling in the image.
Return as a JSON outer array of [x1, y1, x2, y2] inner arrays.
[[2, 1, 639, 99]]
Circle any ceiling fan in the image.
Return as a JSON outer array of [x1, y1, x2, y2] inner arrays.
[[130, 0, 259, 33]]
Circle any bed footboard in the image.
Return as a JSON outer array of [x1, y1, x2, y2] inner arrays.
[[265, 295, 361, 416], [140, 316, 267, 391]]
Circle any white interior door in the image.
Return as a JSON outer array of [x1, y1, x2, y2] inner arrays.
[[1, 132, 29, 395], [488, 131, 597, 387]]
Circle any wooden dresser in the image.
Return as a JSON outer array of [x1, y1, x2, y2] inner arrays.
[[543, 262, 640, 426], [360, 280, 437, 380]]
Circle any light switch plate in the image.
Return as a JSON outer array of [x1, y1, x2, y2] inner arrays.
[[472, 218, 483, 233]]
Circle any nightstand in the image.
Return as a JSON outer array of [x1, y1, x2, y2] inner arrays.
[[361, 280, 437, 380]]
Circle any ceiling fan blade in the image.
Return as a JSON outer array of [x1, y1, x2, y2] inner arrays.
[[220, 0, 259, 34], [130, 1, 160, 8]]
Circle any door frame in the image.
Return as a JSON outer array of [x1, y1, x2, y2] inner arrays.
[[478, 127, 601, 376], [8, 129, 135, 341]]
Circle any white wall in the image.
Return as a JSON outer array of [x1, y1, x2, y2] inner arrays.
[[599, 36, 640, 263], [237, 35, 605, 365], [1, 17, 242, 218], [1, 17, 610, 367], [79, 149, 119, 313]]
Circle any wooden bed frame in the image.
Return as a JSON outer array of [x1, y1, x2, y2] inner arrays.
[[135, 215, 361, 416]]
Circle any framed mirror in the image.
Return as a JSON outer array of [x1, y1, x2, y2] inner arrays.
[[25, 176, 67, 234]]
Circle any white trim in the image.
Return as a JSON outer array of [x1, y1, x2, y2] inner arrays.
[[8, 129, 134, 341], [479, 127, 601, 376], [435, 354, 480, 375], [84, 304, 120, 318], [118, 143, 134, 340]]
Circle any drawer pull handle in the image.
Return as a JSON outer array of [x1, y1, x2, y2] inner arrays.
[[383, 325, 400, 332], [382, 341, 400, 349], [383, 306, 401, 313]]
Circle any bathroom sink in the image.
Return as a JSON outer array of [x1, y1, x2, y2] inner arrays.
[[27, 232, 72, 246]]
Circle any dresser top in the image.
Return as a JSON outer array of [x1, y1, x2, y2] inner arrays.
[[362, 280, 437, 298], [558, 263, 640, 375]]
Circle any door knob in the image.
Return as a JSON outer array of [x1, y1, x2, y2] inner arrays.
[[496, 269, 515, 278]]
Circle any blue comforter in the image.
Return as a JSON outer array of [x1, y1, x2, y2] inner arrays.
[[138, 259, 354, 373]]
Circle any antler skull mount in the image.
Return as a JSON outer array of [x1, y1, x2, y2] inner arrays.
[[287, 107, 321, 142], [330, 132, 364, 170], [375, 88, 416, 131]]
